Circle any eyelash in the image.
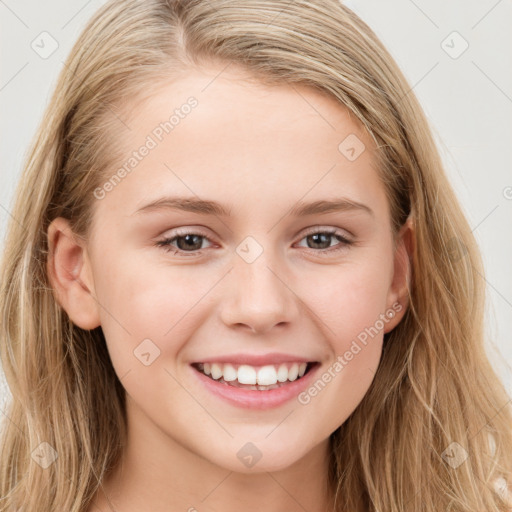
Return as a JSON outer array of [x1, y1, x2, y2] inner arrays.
[[155, 227, 354, 257]]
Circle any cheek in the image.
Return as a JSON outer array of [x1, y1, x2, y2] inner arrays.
[[293, 256, 392, 414], [93, 251, 211, 369], [303, 257, 392, 350], [295, 270, 387, 424]]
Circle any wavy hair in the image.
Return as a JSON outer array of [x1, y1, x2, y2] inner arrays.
[[1, 1, 511, 510]]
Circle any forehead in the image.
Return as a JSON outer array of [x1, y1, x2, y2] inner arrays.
[[92, 64, 386, 225]]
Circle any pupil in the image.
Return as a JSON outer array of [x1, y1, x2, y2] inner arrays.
[[178, 234, 202, 251], [309, 233, 330, 249]]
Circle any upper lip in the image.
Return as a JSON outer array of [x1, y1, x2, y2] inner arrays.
[[191, 353, 317, 366]]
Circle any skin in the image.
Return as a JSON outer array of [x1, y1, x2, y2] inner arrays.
[[47, 62, 413, 512]]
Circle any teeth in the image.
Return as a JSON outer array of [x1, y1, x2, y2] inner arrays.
[[198, 361, 310, 386], [288, 363, 299, 381], [222, 363, 237, 382], [277, 364, 288, 382], [257, 365, 277, 386], [210, 363, 222, 380], [238, 365, 257, 385]]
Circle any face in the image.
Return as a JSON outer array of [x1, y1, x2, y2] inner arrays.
[[49, 63, 411, 474]]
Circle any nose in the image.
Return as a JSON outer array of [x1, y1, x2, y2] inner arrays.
[[219, 251, 300, 335]]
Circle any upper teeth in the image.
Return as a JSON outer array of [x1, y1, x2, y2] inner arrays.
[[200, 362, 308, 385]]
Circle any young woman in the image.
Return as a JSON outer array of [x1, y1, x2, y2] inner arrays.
[[1, 1, 511, 511]]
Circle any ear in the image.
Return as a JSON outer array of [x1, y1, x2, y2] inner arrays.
[[46, 217, 101, 330], [384, 214, 414, 333]]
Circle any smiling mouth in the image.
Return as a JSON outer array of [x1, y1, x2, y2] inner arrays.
[[192, 361, 316, 390]]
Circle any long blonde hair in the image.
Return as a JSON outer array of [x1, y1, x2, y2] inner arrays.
[[1, 1, 511, 510]]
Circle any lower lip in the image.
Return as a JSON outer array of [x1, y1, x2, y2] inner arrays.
[[191, 364, 320, 409]]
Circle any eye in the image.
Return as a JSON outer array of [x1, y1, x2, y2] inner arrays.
[[155, 229, 213, 257], [295, 227, 353, 255], [155, 227, 354, 257]]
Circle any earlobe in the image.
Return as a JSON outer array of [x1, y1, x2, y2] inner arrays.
[[46, 217, 101, 330], [384, 214, 414, 333]]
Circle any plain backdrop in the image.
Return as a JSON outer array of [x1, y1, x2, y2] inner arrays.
[[1, 0, 511, 417]]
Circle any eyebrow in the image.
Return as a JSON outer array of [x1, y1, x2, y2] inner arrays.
[[132, 196, 374, 218]]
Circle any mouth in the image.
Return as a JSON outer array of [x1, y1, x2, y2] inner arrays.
[[191, 361, 317, 391]]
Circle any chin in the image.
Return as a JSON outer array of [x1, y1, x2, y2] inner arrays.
[[204, 437, 316, 474]]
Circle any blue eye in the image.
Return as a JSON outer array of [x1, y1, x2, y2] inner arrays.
[[155, 228, 353, 257]]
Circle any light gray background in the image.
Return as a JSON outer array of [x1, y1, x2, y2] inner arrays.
[[1, 0, 511, 418]]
